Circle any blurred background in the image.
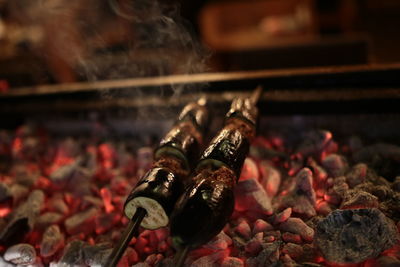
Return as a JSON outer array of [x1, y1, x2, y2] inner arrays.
[[0, 0, 399, 89]]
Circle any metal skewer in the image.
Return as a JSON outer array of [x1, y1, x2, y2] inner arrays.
[[174, 246, 189, 267], [104, 208, 147, 267]]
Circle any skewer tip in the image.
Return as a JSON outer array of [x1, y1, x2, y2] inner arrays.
[[197, 96, 207, 106], [174, 246, 190, 267], [250, 85, 263, 104]]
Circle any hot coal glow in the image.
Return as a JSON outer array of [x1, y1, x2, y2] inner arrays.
[[0, 125, 399, 266]]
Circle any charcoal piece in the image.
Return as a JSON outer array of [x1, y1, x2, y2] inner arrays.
[[81, 196, 103, 209], [288, 154, 304, 177], [315, 208, 400, 263], [321, 154, 348, 178], [0, 182, 11, 202], [281, 232, 302, 244], [252, 219, 273, 234], [346, 163, 370, 188], [36, 212, 64, 229], [64, 207, 98, 235], [353, 143, 400, 181], [298, 263, 324, 267], [58, 240, 85, 266], [280, 254, 297, 266], [264, 230, 281, 241], [301, 244, 319, 263], [354, 181, 392, 196], [246, 242, 280, 267], [278, 195, 316, 219], [82, 242, 112, 263], [132, 263, 151, 267], [271, 208, 292, 225], [324, 176, 349, 205], [245, 232, 264, 256], [234, 220, 252, 240], [240, 158, 260, 180], [9, 184, 29, 204], [276, 168, 317, 218], [4, 243, 36, 265], [295, 168, 316, 206], [234, 178, 273, 215], [296, 130, 333, 158], [316, 201, 332, 216], [66, 169, 92, 197], [279, 218, 314, 242], [304, 216, 324, 230], [190, 250, 227, 267], [307, 158, 327, 184], [221, 257, 244, 267], [340, 190, 379, 209], [83, 246, 113, 267], [352, 182, 400, 221], [376, 255, 400, 267], [282, 243, 303, 261], [259, 161, 281, 198], [49, 158, 81, 185], [12, 164, 39, 186], [371, 185, 393, 201], [204, 231, 232, 250], [0, 190, 44, 245], [392, 176, 400, 192], [144, 253, 164, 265], [94, 211, 121, 235], [40, 225, 64, 258], [232, 236, 247, 251], [379, 192, 400, 222]]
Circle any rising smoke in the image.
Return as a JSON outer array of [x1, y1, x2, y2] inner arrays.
[[3, 0, 209, 84]]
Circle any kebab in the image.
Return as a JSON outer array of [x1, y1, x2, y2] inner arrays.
[[105, 98, 209, 267], [170, 86, 262, 266]]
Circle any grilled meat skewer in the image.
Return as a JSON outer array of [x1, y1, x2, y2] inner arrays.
[[170, 87, 262, 263], [105, 98, 209, 267]]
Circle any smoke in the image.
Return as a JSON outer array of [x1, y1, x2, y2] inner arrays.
[[4, 0, 209, 85]]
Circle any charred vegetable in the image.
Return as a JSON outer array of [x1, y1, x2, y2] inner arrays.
[[105, 99, 209, 267], [170, 87, 261, 254], [124, 99, 209, 229]]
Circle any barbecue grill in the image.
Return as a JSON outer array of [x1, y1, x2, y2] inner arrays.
[[0, 64, 400, 266]]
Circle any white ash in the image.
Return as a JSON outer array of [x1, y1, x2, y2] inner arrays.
[[4, 243, 36, 265], [0, 255, 16, 267]]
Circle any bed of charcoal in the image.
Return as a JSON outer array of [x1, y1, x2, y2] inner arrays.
[[0, 124, 399, 267]]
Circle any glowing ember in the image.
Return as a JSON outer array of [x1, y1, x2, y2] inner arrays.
[[0, 126, 398, 266]]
